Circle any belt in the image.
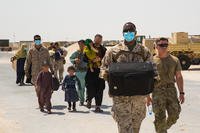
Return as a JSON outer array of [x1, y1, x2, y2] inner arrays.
[[155, 83, 175, 89]]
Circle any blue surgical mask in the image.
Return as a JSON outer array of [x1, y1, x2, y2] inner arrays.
[[123, 32, 135, 42], [35, 40, 41, 45]]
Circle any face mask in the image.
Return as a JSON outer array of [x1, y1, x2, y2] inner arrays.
[[123, 32, 135, 42], [35, 40, 41, 45]]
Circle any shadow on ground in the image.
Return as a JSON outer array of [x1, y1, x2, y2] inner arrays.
[[91, 110, 111, 115], [52, 105, 67, 110], [188, 68, 200, 71]]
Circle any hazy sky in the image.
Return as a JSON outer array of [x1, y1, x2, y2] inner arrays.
[[0, 0, 199, 42]]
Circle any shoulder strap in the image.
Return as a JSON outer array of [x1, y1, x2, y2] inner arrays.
[[113, 45, 147, 62], [139, 45, 147, 61]]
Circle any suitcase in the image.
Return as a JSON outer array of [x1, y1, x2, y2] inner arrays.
[[108, 62, 154, 96]]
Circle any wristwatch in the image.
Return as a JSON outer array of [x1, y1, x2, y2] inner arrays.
[[180, 92, 185, 95]]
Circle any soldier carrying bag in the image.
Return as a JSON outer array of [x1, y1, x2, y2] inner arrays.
[[108, 49, 154, 96]]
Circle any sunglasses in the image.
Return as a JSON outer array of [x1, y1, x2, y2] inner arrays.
[[157, 43, 168, 48], [123, 30, 135, 33]]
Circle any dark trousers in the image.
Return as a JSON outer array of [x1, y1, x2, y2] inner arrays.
[[85, 68, 105, 106], [68, 102, 76, 109], [16, 58, 26, 84], [37, 88, 52, 111], [26, 64, 32, 84]]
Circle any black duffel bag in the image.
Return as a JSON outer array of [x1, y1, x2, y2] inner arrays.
[[108, 62, 154, 96]]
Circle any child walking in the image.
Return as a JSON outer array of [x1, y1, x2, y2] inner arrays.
[[36, 61, 53, 114], [62, 66, 81, 112]]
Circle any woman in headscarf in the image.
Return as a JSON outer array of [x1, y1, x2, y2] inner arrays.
[[11, 44, 28, 86]]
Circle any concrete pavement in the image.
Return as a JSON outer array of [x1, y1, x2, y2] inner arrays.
[[0, 46, 200, 133]]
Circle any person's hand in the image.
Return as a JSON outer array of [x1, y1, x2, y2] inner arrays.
[[102, 72, 108, 81], [179, 94, 185, 104], [25, 72, 31, 79], [103, 73, 108, 81], [36, 85, 40, 91], [146, 96, 152, 106], [99, 70, 108, 81], [93, 57, 101, 63], [10, 56, 16, 62]]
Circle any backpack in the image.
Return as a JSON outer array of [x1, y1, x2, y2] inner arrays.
[[55, 49, 64, 61]]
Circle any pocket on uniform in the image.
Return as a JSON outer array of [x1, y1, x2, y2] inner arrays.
[[152, 96, 165, 113]]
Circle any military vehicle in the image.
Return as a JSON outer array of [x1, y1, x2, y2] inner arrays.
[[0, 39, 12, 51], [143, 32, 200, 70]]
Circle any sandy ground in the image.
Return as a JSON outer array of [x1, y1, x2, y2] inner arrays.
[[0, 110, 21, 133], [0, 44, 200, 133]]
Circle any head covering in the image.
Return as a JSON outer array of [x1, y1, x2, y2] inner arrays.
[[15, 44, 27, 59], [84, 39, 93, 50], [54, 42, 60, 47], [123, 22, 136, 33]]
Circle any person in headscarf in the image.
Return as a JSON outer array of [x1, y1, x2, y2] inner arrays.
[[11, 44, 28, 86], [70, 40, 87, 106]]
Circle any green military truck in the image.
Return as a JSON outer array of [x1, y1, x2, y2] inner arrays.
[[0, 39, 12, 51], [143, 32, 200, 70]]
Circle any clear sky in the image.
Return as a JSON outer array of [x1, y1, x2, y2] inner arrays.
[[0, 0, 199, 42]]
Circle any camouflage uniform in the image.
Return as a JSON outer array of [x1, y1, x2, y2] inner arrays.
[[100, 42, 154, 133], [25, 46, 53, 86], [54, 48, 67, 82], [49, 49, 55, 71], [153, 54, 182, 133]]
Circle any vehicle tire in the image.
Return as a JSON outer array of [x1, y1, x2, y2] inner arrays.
[[178, 54, 191, 70]]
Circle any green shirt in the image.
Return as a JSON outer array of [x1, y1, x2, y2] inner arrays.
[[153, 54, 182, 86]]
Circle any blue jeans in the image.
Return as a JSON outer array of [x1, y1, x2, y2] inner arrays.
[[76, 71, 87, 102]]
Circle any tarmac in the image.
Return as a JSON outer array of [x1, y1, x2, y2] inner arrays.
[[0, 44, 200, 133]]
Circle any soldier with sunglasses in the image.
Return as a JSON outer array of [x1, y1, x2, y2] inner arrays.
[[147, 37, 185, 133]]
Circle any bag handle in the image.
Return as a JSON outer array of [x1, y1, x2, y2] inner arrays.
[[124, 72, 146, 78]]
